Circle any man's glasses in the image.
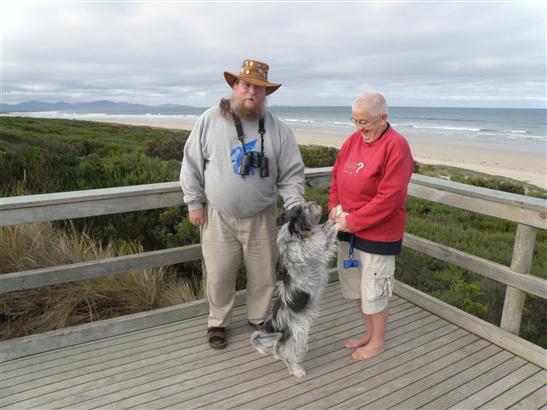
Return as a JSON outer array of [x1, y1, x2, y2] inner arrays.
[[351, 114, 382, 127], [237, 81, 266, 93]]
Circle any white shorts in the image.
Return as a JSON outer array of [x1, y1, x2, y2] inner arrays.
[[337, 240, 395, 315]]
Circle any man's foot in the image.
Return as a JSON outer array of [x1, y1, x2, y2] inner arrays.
[[248, 321, 265, 331], [344, 334, 371, 349], [207, 327, 227, 350], [351, 342, 384, 360]]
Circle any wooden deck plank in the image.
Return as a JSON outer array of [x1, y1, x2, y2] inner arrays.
[[37, 302, 423, 410], [155, 324, 463, 410], [416, 355, 528, 409], [3, 292, 370, 404], [1, 285, 356, 377], [3, 309, 252, 394], [2, 285, 544, 410], [475, 370, 547, 410], [203, 326, 466, 410], [449, 364, 542, 409], [262, 318, 453, 410], [5, 288, 360, 387], [2, 307, 235, 379], [1, 284, 346, 372], [3, 298, 414, 409], [119, 315, 446, 410], [373, 349, 518, 409], [360, 344, 503, 409], [2, 283, 351, 374], [317, 338, 490, 410], [507, 384, 547, 410]]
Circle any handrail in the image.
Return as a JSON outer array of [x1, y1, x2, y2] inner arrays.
[[2, 168, 545, 227]]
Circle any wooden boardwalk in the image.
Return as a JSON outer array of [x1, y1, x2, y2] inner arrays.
[[2, 283, 545, 410]]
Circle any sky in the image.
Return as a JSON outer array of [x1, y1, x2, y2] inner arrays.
[[1, 1, 546, 108]]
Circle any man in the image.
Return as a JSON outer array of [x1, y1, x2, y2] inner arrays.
[[180, 59, 305, 349], [329, 92, 414, 360]]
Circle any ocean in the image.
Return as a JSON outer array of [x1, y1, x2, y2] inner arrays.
[[268, 106, 546, 155], [18, 106, 546, 155]]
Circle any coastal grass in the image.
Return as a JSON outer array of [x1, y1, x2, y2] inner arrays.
[[0, 116, 545, 347], [0, 222, 203, 339]]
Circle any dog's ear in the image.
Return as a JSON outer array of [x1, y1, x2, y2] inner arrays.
[[277, 206, 301, 227], [288, 207, 313, 237]]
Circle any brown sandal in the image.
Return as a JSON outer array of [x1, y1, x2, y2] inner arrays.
[[207, 327, 227, 349], [248, 321, 265, 331]]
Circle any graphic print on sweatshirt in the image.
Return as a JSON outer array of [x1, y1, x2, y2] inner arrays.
[[343, 161, 365, 176], [231, 139, 258, 178]]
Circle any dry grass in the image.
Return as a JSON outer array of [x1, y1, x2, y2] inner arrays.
[[0, 222, 203, 340]]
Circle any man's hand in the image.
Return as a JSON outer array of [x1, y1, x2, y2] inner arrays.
[[188, 208, 205, 226]]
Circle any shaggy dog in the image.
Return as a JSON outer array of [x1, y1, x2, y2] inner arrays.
[[250, 201, 339, 377]]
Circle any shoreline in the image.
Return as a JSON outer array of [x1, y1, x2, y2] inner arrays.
[[4, 113, 546, 189], [291, 128, 546, 189]]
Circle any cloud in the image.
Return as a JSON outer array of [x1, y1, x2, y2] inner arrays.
[[2, 1, 545, 107]]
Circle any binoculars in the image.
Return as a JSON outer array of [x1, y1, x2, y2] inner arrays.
[[239, 151, 269, 177], [343, 259, 360, 269]]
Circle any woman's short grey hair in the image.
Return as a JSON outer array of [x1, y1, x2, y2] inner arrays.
[[352, 92, 388, 116]]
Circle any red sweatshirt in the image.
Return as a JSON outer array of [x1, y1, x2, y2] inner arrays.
[[329, 125, 414, 243]]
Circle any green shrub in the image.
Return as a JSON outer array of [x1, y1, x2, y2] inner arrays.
[[299, 144, 338, 168]]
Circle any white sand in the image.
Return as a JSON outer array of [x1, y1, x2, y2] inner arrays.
[[292, 129, 546, 189], [5, 113, 546, 189]]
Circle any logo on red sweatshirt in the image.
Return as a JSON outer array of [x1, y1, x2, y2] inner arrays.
[[343, 161, 365, 176]]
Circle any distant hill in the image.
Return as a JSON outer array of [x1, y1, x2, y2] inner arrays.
[[0, 100, 206, 115]]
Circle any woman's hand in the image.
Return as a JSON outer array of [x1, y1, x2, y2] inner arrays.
[[336, 212, 350, 232], [329, 206, 340, 222]]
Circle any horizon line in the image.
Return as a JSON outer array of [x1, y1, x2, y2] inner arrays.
[[1, 100, 546, 110]]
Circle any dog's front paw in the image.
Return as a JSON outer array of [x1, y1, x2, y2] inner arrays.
[[255, 345, 268, 355]]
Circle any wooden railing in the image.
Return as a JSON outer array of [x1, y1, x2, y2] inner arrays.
[[1, 168, 546, 365]]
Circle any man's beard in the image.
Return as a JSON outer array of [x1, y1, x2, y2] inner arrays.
[[231, 96, 266, 120]]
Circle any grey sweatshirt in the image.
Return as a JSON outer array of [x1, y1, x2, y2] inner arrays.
[[180, 106, 305, 217]]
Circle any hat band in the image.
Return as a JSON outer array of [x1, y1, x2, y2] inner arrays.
[[240, 72, 267, 82]]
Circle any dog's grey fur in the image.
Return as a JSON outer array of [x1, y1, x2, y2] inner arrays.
[[250, 201, 339, 377]]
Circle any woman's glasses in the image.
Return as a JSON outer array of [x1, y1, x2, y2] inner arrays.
[[351, 114, 382, 127]]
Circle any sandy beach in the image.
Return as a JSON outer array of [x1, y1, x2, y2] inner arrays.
[[4, 113, 546, 189], [80, 116, 545, 189], [292, 128, 546, 189]]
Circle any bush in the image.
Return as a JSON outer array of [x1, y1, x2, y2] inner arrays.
[[144, 135, 187, 161], [300, 144, 339, 168]]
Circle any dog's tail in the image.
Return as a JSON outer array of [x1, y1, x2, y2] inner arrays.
[[250, 330, 282, 353]]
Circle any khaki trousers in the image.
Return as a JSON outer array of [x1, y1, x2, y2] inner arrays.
[[201, 205, 278, 327]]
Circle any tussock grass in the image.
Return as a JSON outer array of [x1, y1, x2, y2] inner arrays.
[[0, 222, 202, 340]]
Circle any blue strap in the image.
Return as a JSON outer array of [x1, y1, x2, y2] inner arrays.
[[343, 234, 360, 269]]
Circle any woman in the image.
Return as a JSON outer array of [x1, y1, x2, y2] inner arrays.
[[329, 92, 414, 360]]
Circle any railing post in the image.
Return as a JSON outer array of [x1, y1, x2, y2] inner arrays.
[[500, 224, 537, 334]]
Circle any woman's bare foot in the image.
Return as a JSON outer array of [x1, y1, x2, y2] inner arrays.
[[344, 334, 371, 349], [352, 342, 384, 360]]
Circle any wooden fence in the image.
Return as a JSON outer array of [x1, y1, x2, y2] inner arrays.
[[1, 168, 546, 365]]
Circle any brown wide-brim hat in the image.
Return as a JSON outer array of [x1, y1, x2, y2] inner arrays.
[[224, 59, 282, 95]]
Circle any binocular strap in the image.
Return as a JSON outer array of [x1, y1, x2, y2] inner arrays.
[[232, 114, 266, 157]]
